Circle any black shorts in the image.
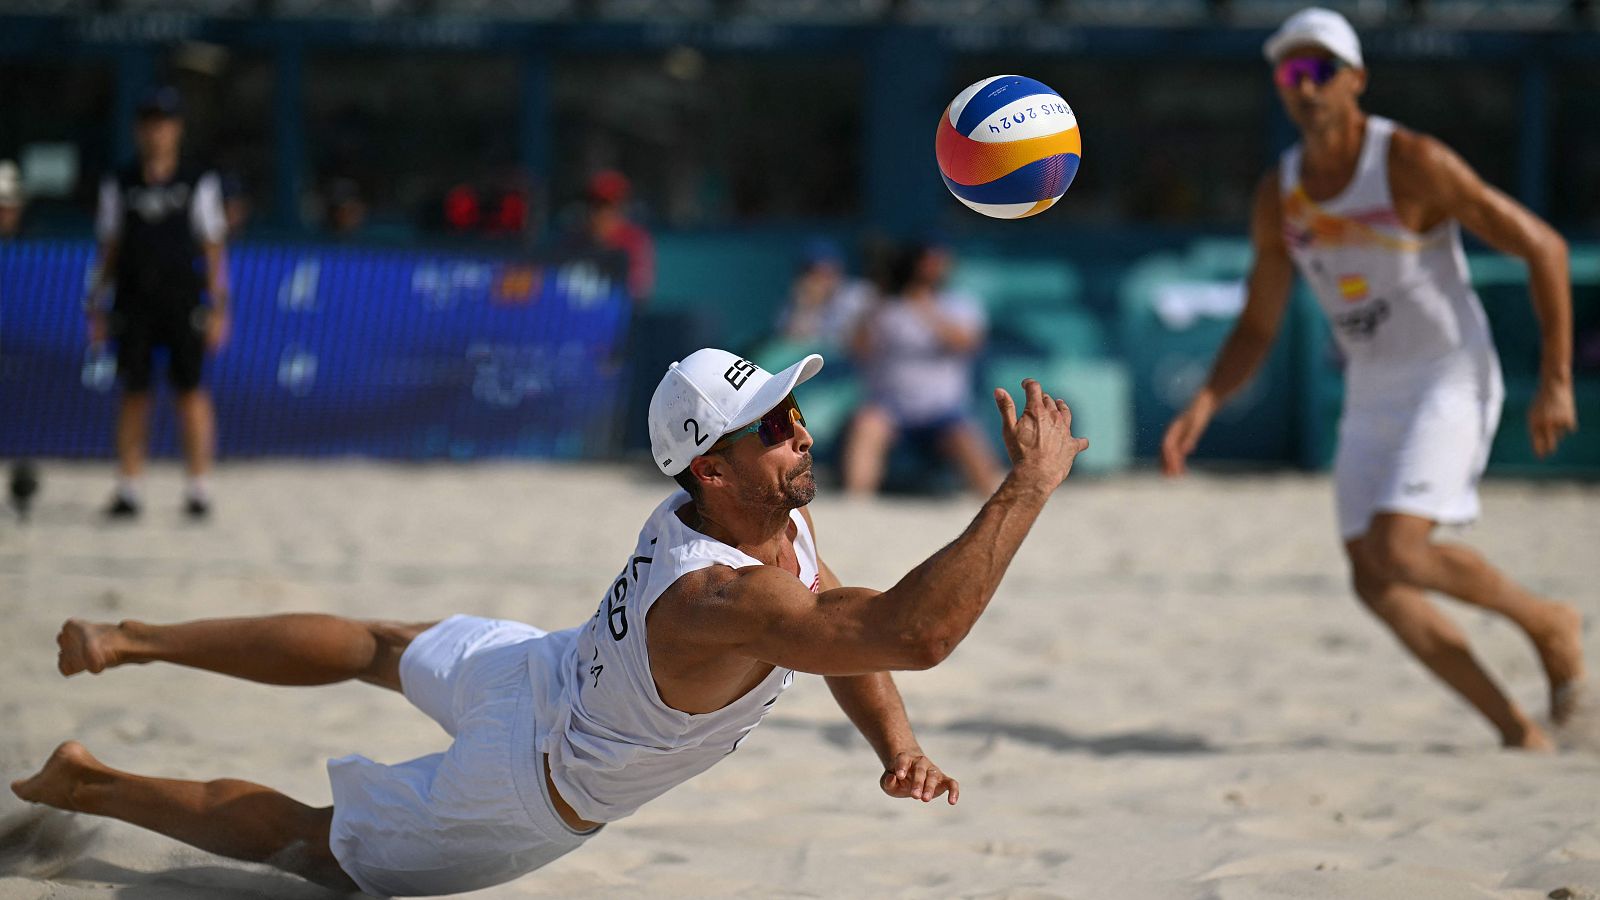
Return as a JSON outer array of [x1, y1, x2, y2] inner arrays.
[[112, 306, 208, 393]]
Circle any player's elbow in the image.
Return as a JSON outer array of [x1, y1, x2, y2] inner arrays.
[[900, 624, 960, 670]]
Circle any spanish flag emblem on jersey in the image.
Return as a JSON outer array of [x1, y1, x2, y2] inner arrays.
[[1338, 275, 1369, 302]]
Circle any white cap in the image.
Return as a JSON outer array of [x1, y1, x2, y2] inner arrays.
[[648, 348, 824, 476], [1263, 7, 1364, 69]]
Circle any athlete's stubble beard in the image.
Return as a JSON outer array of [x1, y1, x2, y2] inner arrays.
[[733, 453, 816, 512]]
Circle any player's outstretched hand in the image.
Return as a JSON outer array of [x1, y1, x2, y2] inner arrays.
[[995, 378, 1089, 490], [880, 751, 959, 805]]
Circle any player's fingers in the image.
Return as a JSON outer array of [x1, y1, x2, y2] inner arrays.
[[893, 752, 913, 781], [909, 758, 930, 800], [994, 388, 1017, 430], [947, 778, 960, 805], [1022, 379, 1044, 414], [921, 767, 941, 803], [880, 770, 905, 796]]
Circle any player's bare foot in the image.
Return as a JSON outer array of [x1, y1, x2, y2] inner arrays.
[[55, 619, 125, 677], [1504, 721, 1555, 752], [10, 742, 108, 811], [1530, 602, 1586, 725]]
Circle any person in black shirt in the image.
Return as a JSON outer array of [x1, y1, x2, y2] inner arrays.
[[84, 87, 230, 520]]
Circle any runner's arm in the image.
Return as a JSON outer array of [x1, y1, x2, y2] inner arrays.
[[1161, 171, 1295, 475], [1194, 171, 1296, 409], [1398, 132, 1575, 456]]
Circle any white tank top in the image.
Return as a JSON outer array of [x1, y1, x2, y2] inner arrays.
[[1280, 116, 1497, 402], [541, 490, 819, 823]]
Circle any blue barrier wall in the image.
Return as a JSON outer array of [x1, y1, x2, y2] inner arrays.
[[0, 241, 631, 459]]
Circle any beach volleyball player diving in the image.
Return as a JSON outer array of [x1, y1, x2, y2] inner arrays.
[[12, 351, 1088, 896], [1161, 8, 1585, 749]]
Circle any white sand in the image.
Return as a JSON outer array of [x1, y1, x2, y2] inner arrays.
[[1, 461, 1598, 899]]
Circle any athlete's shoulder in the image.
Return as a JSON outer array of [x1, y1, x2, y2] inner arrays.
[[1256, 165, 1282, 196], [663, 563, 792, 609], [1385, 124, 1456, 180], [650, 562, 799, 648]]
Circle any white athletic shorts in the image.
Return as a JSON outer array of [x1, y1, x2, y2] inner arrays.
[[1334, 371, 1504, 541], [327, 615, 596, 898]]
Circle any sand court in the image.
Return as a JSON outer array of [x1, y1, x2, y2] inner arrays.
[[2, 461, 1598, 899]]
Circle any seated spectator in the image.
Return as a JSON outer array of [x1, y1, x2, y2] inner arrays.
[[324, 177, 368, 239], [776, 238, 873, 350], [567, 170, 654, 305], [842, 241, 1002, 497], [0, 160, 25, 240]]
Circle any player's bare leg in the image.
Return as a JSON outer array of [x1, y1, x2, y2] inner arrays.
[[53, 614, 435, 690], [115, 391, 153, 481], [940, 421, 1004, 496], [1350, 545, 1551, 750], [1363, 513, 1587, 724], [174, 388, 216, 481], [842, 405, 896, 496], [10, 741, 357, 892]]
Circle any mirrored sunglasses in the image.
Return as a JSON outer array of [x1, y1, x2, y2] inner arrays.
[[711, 395, 806, 451], [1274, 57, 1346, 89]]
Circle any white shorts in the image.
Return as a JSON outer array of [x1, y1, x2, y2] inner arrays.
[[327, 615, 595, 898], [1334, 374, 1504, 541]]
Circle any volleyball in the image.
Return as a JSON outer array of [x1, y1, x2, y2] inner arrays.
[[935, 75, 1081, 220]]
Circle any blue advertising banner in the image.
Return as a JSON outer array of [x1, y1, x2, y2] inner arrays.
[[0, 241, 632, 459]]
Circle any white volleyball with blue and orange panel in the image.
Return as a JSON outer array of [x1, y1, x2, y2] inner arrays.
[[935, 75, 1081, 219]]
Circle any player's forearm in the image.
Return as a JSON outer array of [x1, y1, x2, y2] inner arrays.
[[88, 242, 119, 304], [203, 243, 231, 313], [1200, 325, 1274, 407], [1524, 236, 1573, 384], [826, 673, 920, 766], [875, 472, 1052, 665]]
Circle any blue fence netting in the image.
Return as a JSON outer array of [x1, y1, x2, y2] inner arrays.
[[0, 240, 632, 460]]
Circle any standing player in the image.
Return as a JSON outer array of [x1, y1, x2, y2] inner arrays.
[[12, 352, 1088, 895], [85, 86, 230, 520], [1161, 8, 1584, 748]]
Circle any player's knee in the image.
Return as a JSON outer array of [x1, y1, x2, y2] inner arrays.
[[359, 620, 431, 690], [1350, 576, 1401, 620], [274, 806, 360, 891], [1365, 536, 1430, 585]]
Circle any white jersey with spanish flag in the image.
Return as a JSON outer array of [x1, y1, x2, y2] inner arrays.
[[540, 490, 819, 823], [1279, 115, 1498, 402]]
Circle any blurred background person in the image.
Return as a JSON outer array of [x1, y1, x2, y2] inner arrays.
[[219, 171, 251, 241], [568, 169, 654, 305], [84, 86, 230, 520], [1160, 8, 1582, 750], [323, 176, 368, 239], [775, 237, 874, 351], [842, 240, 1002, 497], [0, 160, 25, 240]]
